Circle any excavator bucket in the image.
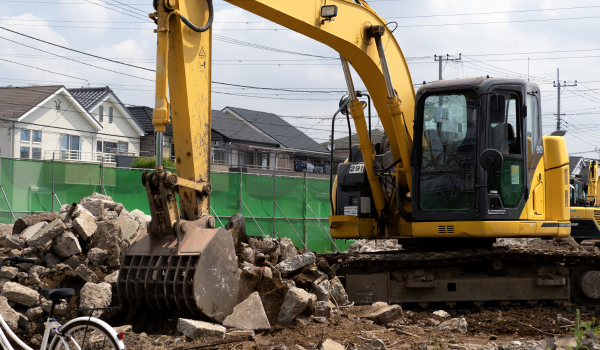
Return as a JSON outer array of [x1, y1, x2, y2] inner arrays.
[[117, 218, 240, 322]]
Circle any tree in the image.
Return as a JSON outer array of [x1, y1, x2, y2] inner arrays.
[[130, 157, 175, 169]]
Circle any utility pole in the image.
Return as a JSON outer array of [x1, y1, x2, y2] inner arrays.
[[434, 54, 462, 80], [553, 68, 577, 131]]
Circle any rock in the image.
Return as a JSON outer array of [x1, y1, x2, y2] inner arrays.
[[20, 222, 47, 241], [584, 329, 599, 341], [104, 270, 119, 287], [278, 287, 315, 325], [311, 280, 330, 302], [0, 296, 19, 330], [129, 209, 151, 227], [276, 252, 316, 276], [51, 231, 82, 258], [364, 304, 402, 324], [1, 282, 40, 307], [223, 292, 270, 330], [242, 246, 256, 264], [368, 339, 386, 350], [87, 248, 108, 266], [555, 337, 575, 348], [437, 317, 468, 334], [314, 301, 332, 318], [0, 223, 13, 244], [13, 212, 57, 235], [0, 278, 11, 292], [225, 213, 247, 248], [76, 265, 99, 283], [321, 339, 345, 350], [29, 266, 46, 277], [103, 210, 118, 221], [5, 235, 25, 249], [228, 330, 255, 337], [91, 221, 123, 268], [26, 219, 66, 247], [317, 259, 336, 280], [177, 318, 226, 339], [433, 310, 450, 318], [557, 316, 572, 323], [72, 210, 97, 241], [114, 325, 132, 333], [79, 282, 111, 317], [116, 215, 139, 240], [40, 298, 67, 316], [280, 237, 298, 260], [0, 267, 18, 279], [329, 277, 349, 306], [63, 255, 82, 270], [27, 273, 41, 286], [44, 253, 61, 268], [81, 198, 104, 218], [88, 192, 113, 201], [25, 307, 43, 320], [249, 237, 278, 254]]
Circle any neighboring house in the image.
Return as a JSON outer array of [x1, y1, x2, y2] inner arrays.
[[222, 107, 331, 173], [127, 106, 175, 159], [570, 156, 588, 180], [323, 128, 386, 160], [0, 85, 144, 164]]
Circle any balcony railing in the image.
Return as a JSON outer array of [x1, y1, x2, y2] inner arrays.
[[43, 150, 136, 164]]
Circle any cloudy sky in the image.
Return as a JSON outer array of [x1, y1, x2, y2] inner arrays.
[[1, 0, 599, 157]]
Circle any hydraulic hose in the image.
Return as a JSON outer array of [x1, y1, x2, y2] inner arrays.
[[180, 0, 214, 32]]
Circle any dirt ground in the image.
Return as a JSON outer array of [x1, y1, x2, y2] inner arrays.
[[107, 306, 595, 350]]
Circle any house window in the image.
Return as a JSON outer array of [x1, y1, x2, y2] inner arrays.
[[21, 130, 30, 142], [20, 147, 30, 159], [97, 141, 103, 153], [103, 142, 117, 153], [117, 142, 128, 153], [109, 107, 113, 123], [60, 135, 80, 159], [32, 148, 42, 160], [170, 143, 175, 159], [32, 130, 42, 143], [99, 106, 104, 122]]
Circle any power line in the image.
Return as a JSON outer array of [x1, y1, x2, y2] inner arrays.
[[396, 15, 600, 27]]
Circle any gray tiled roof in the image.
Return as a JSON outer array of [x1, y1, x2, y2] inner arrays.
[[212, 110, 278, 146], [0, 85, 62, 119], [322, 129, 386, 149], [68, 87, 110, 110], [127, 106, 173, 134], [226, 107, 328, 153]]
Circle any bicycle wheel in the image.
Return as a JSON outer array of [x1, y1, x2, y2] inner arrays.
[[48, 320, 120, 350]]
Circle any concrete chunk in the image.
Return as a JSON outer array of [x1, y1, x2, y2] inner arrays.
[[329, 277, 349, 306], [249, 237, 278, 254], [0, 296, 19, 330], [81, 198, 104, 218], [116, 215, 139, 240], [311, 280, 330, 302], [364, 304, 402, 324], [25, 306, 43, 320], [314, 301, 332, 318], [278, 287, 315, 325], [51, 231, 82, 258], [13, 212, 57, 235], [44, 253, 61, 268], [76, 265, 99, 283], [26, 219, 66, 247], [280, 237, 298, 260], [72, 210, 97, 241], [5, 235, 25, 249], [79, 282, 111, 317], [20, 222, 47, 241], [177, 318, 226, 339], [321, 339, 345, 350], [87, 248, 107, 266], [63, 255, 82, 269], [223, 292, 270, 330], [1, 282, 40, 307], [276, 252, 316, 276], [91, 221, 123, 268], [437, 317, 468, 334], [225, 213, 247, 248], [0, 267, 18, 280]]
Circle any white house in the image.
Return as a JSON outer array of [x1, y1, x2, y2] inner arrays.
[[0, 85, 144, 164]]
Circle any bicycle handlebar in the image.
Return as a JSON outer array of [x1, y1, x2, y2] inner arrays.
[[0, 257, 36, 273]]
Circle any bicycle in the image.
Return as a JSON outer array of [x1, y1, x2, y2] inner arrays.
[[0, 256, 126, 350]]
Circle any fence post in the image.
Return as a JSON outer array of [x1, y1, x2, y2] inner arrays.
[[272, 163, 277, 239], [51, 153, 54, 212], [238, 167, 242, 213], [304, 171, 307, 248]]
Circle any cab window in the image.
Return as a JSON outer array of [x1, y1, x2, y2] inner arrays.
[[490, 93, 520, 155]]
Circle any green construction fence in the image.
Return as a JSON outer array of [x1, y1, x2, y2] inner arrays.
[[0, 158, 353, 253]]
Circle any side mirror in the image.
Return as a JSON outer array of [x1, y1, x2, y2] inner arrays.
[[480, 149, 504, 172], [489, 94, 506, 124]]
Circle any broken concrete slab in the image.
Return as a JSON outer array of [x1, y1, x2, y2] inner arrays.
[[321, 339, 345, 350], [177, 318, 226, 339], [249, 237, 278, 254], [81, 198, 104, 218], [44, 253, 61, 268], [434, 310, 450, 318], [13, 212, 58, 236], [329, 277, 349, 306], [280, 237, 298, 260], [225, 213, 247, 248], [90, 221, 123, 268], [104, 270, 118, 288], [26, 219, 66, 247], [5, 235, 24, 250], [116, 215, 139, 240], [278, 287, 315, 325], [0, 267, 18, 279], [1, 282, 40, 307], [129, 209, 151, 227], [314, 301, 332, 318], [63, 256, 82, 270], [0, 296, 19, 330], [223, 292, 270, 331], [87, 248, 107, 266], [72, 210, 97, 241], [311, 280, 330, 302], [51, 231, 82, 258], [76, 265, 99, 283], [25, 307, 43, 321], [276, 252, 316, 276], [364, 304, 402, 324], [20, 222, 47, 241], [437, 317, 468, 334], [79, 282, 111, 317]]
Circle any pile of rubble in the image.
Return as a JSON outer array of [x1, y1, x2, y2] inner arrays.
[[0, 192, 148, 345], [346, 239, 402, 253]]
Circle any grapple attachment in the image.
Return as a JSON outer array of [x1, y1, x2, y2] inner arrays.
[[118, 170, 240, 322]]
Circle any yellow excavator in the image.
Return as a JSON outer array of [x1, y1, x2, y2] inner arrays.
[[571, 160, 600, 246], [118, 0, 600, 321]]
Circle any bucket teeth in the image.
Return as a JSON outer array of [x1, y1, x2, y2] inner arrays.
[[118, 254, 200, 315]]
